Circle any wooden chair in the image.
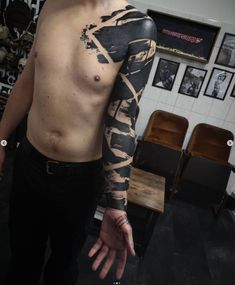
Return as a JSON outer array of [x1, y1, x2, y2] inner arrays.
[[172, 123, 235, 216], [133, 110, 189, 199]]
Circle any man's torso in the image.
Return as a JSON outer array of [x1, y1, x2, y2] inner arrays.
[[27, 0, 139, 162]]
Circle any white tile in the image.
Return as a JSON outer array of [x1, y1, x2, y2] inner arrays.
[[142, 85, 151, 98], [205, 117, 224, 128], [188, 113, 207, 133], [159, 90, 179, 106], [222, 121, 235, 136], [226, 172, 235, 195], [155, 102, 174, 113], [225, 101, 235, 123], [175, 94, 195, 110], [135, 116, 149, 137], [192, 96, 213, 115], [229, 146, 235, 164], [174, 64, 187, 87], [209, 100, 232, 120], [182, 131, 191, 149], [138, 98, 158, 119], [145, 86, 162, 101], [172, 106, 191, 120]]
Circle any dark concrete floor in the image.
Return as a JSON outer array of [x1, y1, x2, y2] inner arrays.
[[0, 149, 235, 285]]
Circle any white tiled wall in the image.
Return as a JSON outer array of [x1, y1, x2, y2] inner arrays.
[[130, 0, 235, 194]]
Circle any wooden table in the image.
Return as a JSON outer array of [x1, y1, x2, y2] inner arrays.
[[127, 167, 165, 258], [90, 167, 165, 282], [128, 167, 165, 213], [92, 167, 165, 256]]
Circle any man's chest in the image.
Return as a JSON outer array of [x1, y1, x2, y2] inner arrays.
[[34, 6, 134, 90]]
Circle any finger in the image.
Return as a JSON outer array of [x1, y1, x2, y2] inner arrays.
[[99, 249, 116, 279], [123, 227, 136, 256], [92, 244, 109, 271], [88, 238, 103, 258], [116, 248, 127, 280]]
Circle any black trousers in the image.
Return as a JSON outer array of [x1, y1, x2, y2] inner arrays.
[[5, 137, 104, 285]]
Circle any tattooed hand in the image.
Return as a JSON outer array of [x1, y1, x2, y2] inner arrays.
[[88, 208, 135, 280]]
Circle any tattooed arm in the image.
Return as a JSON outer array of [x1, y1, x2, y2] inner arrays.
[[103, 18, 157, 211]]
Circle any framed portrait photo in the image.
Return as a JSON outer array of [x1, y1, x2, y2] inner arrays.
[[231, 85, 235, 98], [215, 33, 235, 69], [152, 58, 180, 91], [204, 68, 234, 100], [178, 66, 207, 98]]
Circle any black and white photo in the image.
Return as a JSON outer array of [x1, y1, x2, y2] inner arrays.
[[215, 33, 235, 69], [178, 66, 207, 98], [204, 68, 234, 100], [152, 58, 180, 91]]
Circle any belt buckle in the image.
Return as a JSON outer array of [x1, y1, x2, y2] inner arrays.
[[46, 160, 60, 175]]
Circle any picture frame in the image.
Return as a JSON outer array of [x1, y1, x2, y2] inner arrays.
[[231, 84, 235, 98], [152, 58, 180, 91], [178, 66, 207, 98], [215, 33, 235, 69], [147, 9, 220, 63], [204, 68, 234, 100]]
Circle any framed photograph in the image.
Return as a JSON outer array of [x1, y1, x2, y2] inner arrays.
[[215, 33, 235, 69], [178, 66, 207, 98], [152, 58, 180, 91], [204, 68, 234, 100], [231, 85, 235, 97], [147, 9, 220, 63]]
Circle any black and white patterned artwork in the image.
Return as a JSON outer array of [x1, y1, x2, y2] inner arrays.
[[0, 0, 45, 92], [204, 68, 234, 100], [179, 66, 207, 98]]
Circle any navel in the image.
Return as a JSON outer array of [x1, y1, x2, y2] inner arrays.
[[94, 75, 101, 82]]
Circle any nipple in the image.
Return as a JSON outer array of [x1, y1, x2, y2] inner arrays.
[[94, 75, 101, 82]]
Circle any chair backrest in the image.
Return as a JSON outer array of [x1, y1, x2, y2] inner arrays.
[[143, 110, 189, 150], [187, 123, 234, 164]]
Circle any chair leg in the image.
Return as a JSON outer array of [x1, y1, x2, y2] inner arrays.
[[169, 151, 188, 201]]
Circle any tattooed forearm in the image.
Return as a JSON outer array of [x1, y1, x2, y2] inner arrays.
[[80, 5, 157, 211], [103, 18, 157, 211]]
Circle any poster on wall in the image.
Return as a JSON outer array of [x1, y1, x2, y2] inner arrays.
[[204, 68, 234, 100], [152, 58, 180, 91], [0, 82, 12, 115], [0, 0, 45, 114], [147, 9, 220, 63], [215, 33, 235, 69], [179, 66, 207, 98], [0, 0, 45, 87]]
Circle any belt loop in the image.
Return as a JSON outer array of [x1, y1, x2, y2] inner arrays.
[[46, 160, 60, 175]]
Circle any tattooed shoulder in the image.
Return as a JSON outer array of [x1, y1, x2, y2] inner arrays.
[[80, 5, 157, 65]]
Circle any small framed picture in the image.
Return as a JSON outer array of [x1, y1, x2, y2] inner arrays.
[[178, 66, 207, 98], [215, 33, 235, 69], [204, 68, 234, 100], [231, 85, 235, 97], [152, 58, 180, 91]]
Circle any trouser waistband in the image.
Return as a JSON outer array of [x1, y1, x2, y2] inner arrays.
[[20, 136, 103, 176]]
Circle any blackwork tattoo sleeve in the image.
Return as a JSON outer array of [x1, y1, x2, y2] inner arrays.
[[103, 17, 157, 211]]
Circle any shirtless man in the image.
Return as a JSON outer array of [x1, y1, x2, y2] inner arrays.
[[0, 0, 157, 284]]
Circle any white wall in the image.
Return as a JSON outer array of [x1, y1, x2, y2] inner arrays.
[[130, 0, 235, 25], [129, 0, 235, 194]]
